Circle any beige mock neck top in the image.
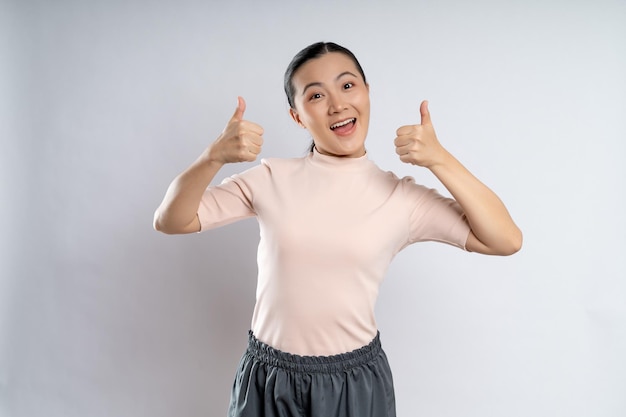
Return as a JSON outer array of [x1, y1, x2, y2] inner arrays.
[[198, 149, 470, 355]]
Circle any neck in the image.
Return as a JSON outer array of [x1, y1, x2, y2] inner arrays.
[[313, 145, 366, 158]]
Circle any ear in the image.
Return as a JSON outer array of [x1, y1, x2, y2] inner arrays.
[[289, 108, 306, 128]]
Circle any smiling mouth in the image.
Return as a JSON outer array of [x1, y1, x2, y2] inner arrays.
[[330, 118, 356, 130]]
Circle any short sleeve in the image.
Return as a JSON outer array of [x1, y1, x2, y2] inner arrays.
[[197, 161, 270, 232], [402, 177, 470, 250]]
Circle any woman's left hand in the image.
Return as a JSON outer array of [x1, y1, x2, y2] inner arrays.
[[394, 100, 447, 168], [395, 100, 523, 255]]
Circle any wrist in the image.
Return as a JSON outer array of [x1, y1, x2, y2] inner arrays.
[[426, 148, 454, 171], [202, 144, 226, 167]]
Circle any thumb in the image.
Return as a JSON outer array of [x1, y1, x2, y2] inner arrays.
[[420, 100, 431, 126], [231, 96, 246, 121]]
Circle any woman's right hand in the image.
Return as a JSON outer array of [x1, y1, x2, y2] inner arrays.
[[207, 97, 264, 164]]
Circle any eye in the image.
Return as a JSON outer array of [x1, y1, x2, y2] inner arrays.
[[343, 82, 354, 90], [309, 92, 323, 101]]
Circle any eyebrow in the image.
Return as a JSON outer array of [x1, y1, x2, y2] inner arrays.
[[301, 71, 359, 96]]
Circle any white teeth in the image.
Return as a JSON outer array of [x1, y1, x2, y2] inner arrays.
[[330, 118, 355, 130]]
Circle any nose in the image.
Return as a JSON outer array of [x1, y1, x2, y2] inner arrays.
[[327, 92, 347, 114]]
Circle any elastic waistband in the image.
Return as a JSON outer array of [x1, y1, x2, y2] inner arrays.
[[245, 331, 383, 373]]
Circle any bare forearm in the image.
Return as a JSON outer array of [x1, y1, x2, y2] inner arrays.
[[395, 101, 521, 255], [154, 151, 224, 234], [154, 97, 263, 235], [429, 151, 522, 255]]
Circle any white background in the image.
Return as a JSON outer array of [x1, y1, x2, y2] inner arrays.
[[1, 0, 625, 416]]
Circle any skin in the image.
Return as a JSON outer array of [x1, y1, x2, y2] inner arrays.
[[153, 96, 263, 234], [154, 52, 522, 255], [289, 53, 370, 158], [394, 100, 522, 255]]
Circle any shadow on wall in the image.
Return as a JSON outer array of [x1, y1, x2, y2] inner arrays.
[[115, 216, 260, 411], [147, 217, 259, 362]]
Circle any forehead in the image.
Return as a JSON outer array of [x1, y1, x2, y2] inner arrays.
[[292, 52, 361, 88]]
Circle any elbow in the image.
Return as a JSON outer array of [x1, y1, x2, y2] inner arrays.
[[153, 210, 174, 234], [499, 229, 523, 256], [153, 210, 165, 233], [153, 209, 198, 235], [468, 227, 523, 256]]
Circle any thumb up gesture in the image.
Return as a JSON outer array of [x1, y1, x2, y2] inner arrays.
[[208, 97, 264, 164], [394, 100, 446, 168]]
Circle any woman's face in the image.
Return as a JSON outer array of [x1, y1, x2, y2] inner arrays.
[[290, 52, 370, 158]]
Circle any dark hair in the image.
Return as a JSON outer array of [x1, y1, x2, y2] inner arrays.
[[284, 42, 367, 110], [284, 42, 367, 152]]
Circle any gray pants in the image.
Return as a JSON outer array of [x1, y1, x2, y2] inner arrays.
[[228, 331, 396, 417]]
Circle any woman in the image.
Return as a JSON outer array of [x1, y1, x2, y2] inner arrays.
[[154, 42, 522, 417]]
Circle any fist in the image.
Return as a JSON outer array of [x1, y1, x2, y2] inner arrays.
[[209, 97, 264, 163], [394, 100, 445, 167]]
